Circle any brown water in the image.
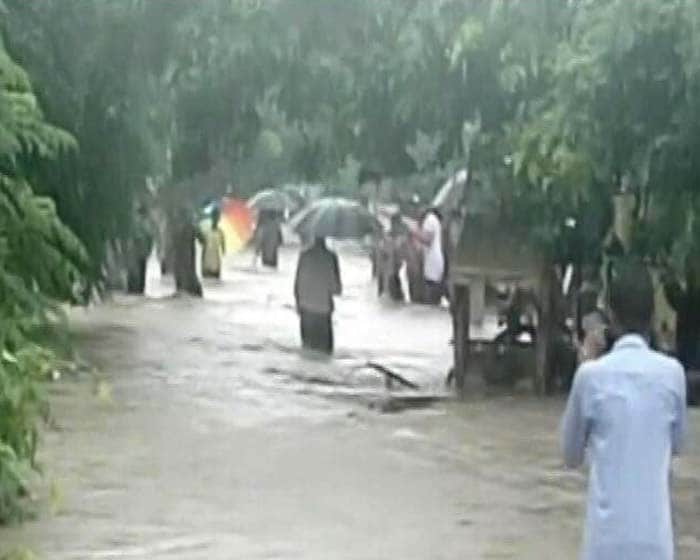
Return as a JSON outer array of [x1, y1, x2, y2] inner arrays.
[[2, 247, 699, 559]]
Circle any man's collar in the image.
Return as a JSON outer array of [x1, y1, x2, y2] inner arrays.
[[612, 333, 649, 351]]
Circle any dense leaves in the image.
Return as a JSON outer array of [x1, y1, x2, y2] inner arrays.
[[0, 37, 87, 522], [2, 0, 700, 266], [506, 0, 700, 262]]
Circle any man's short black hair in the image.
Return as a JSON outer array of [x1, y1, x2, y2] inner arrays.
[[211, 207, 221, 226], [609, 259, 654, 333]]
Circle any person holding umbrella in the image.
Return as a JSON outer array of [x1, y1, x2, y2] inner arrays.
[[252, 209, 283, 269], [291, 197, 380, 244], [294, 236, 342, 354], [291, 197, 378, 353]]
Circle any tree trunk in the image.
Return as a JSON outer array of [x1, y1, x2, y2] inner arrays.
[[452, 285, 470, 395], [173, 221, 202, 297], [103, 240, 127, 292], [158, 220, 175, 276], [534, 266, 556, 395], [126, 257, 147, 295]]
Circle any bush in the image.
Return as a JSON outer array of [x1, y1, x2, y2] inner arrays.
[[0, 345, 54, 520], [0, 37, 88, 523]]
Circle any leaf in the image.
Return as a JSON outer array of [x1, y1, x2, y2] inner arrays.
[[406, 130, 443, 172], [1, 349, 17, 364], [527, 160, 541, 185], [449, 18, 484, 67]]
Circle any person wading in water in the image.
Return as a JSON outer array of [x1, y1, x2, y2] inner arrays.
[[294, 236, 342, 354], [253, 210, 284, 269], [199, 208, 225, 279], [413, 207, 445, 305]]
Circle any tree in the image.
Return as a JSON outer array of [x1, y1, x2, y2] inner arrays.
[[0, 34, 88, 522], [2, 0, 184, 276]]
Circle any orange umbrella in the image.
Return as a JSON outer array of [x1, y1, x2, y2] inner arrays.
[[200, 197, 253, 254]]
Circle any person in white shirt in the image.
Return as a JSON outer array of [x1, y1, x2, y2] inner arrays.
[[561, 260, 687, 560], [414, 208, 445, 305]]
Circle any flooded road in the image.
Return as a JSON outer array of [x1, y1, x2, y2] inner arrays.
[[2, 247, 699, 559]]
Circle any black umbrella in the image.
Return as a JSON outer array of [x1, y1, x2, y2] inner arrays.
[[292, 198, 381, 240], [247, 189, 295, 212], [281, 185, 307, 209]]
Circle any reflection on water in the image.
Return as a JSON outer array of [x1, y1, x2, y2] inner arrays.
[[1, 247, 699, 560]]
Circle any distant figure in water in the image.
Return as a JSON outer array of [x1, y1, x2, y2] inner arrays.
[[377, 213, 406, 302], [414, 207, 445, 305], [663, 252, 700, 372], [253, 210, 283, 269], [294, 236, 342, 354], [199, 208, 225, 279], [404, 228, 424, 304], [126, 203, 153, 295]]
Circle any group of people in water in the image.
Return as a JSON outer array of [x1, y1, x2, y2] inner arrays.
[[197, 207, 285, 279], [374, 206, 453, 307], [122, 192, 695, 560], [194, 199, 453, 355], [293, 202, 466, 354], [195, 206, 340, 354]]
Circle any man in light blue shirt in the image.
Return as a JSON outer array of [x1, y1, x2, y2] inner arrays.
[[561, 260, 688, 560]]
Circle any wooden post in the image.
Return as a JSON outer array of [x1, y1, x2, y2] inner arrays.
[[534, 266, 553, 395], [470, 275, 486, 326], [453, 284, 471, 395]]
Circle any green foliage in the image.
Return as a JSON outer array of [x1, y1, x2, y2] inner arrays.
[[0, 548, 38, 560], [2, 0, 182, 266], [126, 0, 700, 269], [332, 155, 362, 196], [2, 0, 699, 269], [502, 0, 700, 262], [165, 0, 484, 194], [406, 131, 444, 173], [0, 47, 74, 161], [0, 37, 87, 523], [0, 346, 52, 523]]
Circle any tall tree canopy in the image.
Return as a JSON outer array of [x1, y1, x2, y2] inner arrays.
[[3, 0, 700, 268], [0, 32, 88, 522]]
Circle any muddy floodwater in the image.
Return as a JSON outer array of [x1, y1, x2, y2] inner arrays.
[[2, 247, 699, 559]]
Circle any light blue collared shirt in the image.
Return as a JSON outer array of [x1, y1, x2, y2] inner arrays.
[[561, 334, 687, 560]]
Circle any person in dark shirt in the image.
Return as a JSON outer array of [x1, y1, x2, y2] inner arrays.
[[294, 237, 342, 354], [255, 210, 283, 269], [663, 254, 700, 370], [126, 203, 154, 294], [378, 214, 406, 302]]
